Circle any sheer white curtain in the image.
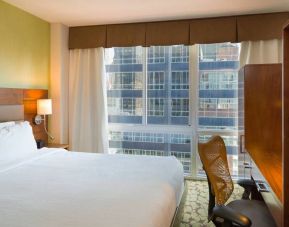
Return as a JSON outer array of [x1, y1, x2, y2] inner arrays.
[[240, 39, 282, 67], [69, 48, 108, 153]]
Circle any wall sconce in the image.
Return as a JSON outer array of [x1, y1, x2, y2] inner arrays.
[[34, 99, 54, 140]]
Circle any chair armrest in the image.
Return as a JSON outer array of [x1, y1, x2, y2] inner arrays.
[[213, 205, 252, 227], [237, 179, 256, 199]]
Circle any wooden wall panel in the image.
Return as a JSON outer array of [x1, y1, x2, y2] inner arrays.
[[282, 21, 289, 227], [243, 64, 282, 201], [23, 89, 48, 144], [0, 88, 48, 143], [0, 88, 23, 105]]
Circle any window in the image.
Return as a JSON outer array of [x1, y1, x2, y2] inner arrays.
[[106, 45, 192, 174], [108, 130, 192, 174], [107, 98, 142, 117], [108, 72, 143, 90], [199, 71, 238, 90], [197, 43, 241, 178], [198, 98, 237, 119], [172, 98, 189, 117], [199, 43, 239, 62], [106, 47, 144, 124], [111, 47, 142, 64], [172, 45, 189, 63], [148, 98, 165, 116], [148, 46, 165, 63], [148, 72, 165, 90], [119, 149, 165, 156], [105, 43, 242, 177], [172, 71, 189, 90]]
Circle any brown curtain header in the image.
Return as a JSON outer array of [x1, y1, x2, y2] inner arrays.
[[237, 12, 289, 41], [106, 23, 146, 47], [69, 25, 106, 49], [190, 17, 237, 44], [146, 21, 190, 46], [69, 12, 289, 49]]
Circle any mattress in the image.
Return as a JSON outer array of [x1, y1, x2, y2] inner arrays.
[[0, 148, 184, 227]]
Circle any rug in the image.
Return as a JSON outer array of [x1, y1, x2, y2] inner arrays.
[[178, 180, 244, 227]]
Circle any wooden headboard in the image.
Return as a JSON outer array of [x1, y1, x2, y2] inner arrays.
[[0, 105, 24, 121], [0, 88, 48, 143]]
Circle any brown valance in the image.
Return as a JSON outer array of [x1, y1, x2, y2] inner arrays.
[[190, 17, 237, 44], [146, 21, 190, 46], [69, 25, 106, 49], [69, 12, 289, 49], [106, 23, 146, 47], [237, 12, 289, 41]]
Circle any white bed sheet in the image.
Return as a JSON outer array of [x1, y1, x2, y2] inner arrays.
[[0, 148, 184, 227]]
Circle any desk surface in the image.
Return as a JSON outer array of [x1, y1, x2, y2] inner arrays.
[[249, 155, 282, 227]]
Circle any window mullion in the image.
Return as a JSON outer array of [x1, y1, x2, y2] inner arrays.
[[189, 45, 199, 131], [189, 44, 199, 179], [143, 47, 148, 126], [168, 46, 172, 125]]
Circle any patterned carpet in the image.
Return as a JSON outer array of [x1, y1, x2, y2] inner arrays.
[[178, 180, 244, 227]]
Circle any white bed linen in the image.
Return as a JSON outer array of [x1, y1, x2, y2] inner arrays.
[[0, 148, 184, 227], [0, 122, 37, 164]]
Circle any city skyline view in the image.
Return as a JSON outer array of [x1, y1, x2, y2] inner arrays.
[[105, 43, 241, 176]]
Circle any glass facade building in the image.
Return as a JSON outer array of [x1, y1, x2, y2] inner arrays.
[[105, 43, 241, 177], [197, 43, 240, 176]]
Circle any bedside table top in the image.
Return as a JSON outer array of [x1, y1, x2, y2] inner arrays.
[[46, 143, 69, 149]]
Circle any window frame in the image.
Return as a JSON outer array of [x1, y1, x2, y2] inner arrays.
[[106, 44, 242, 179], [106, 45, 196, 176]]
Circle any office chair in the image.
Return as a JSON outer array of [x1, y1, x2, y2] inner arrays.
[[198, 136, 276, 227]]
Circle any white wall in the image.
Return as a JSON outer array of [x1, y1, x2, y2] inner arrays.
[[50, 23, 69, 144]]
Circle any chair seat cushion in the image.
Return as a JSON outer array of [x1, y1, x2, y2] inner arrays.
[[227, 199, 277, 227]]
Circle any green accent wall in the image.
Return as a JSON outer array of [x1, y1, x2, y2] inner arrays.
[[0, 0, 50, 89]]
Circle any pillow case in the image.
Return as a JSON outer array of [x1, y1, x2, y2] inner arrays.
[[0, 121, 37, 160]]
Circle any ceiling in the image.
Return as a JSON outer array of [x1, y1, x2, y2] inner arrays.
[[3, 0, 289, 26]]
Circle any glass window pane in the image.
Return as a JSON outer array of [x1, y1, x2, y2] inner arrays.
[[197, 42, 242, 178], [105, 45, 192, 175], [147, 45, 190, 125], [198, 43, 240, 130], [106, 47, 144, 124], [109, 130, 192, 175], [148, 46, 165, 63], [105, 43, 242, 178]]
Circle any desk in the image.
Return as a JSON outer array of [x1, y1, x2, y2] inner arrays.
[[247, 154, 282, 227], [240, 63, 283, 226]]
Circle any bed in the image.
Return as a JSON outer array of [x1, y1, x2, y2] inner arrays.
[[0, 104, 185, 227]]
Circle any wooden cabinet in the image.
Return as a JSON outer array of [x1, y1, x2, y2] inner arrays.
[[283, 21, 289, 227], [241, 64, 282, 201], [241, 20, 289, 226], [240, 64, 283, 226]]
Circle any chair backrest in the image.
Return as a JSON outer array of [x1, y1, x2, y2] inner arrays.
[[198, 135, 234, 205]]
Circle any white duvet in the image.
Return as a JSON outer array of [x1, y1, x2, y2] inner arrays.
[[0, 148, 184, 227]]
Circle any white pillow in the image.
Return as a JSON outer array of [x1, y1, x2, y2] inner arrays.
[[0, 121, 37, 157], [0, 121, 15, 130]]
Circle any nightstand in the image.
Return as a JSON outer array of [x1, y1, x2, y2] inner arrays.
[[46, 143, 69, 150]]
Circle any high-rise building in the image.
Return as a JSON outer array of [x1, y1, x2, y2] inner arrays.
[[105, 43, 240, 176]]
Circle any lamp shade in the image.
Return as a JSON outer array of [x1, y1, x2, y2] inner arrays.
[[37, 99, 52, 115]]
